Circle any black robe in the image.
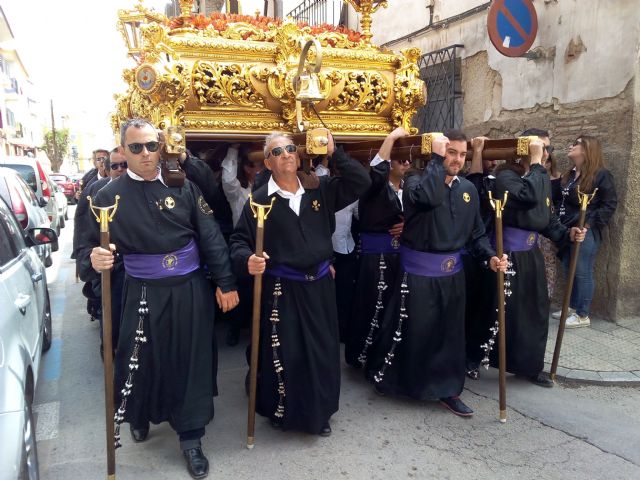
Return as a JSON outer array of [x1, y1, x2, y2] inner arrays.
[[463, 173, 497, 366], [229, 147, 371, 434], [84, 173, 236, 433], [366, 154, 495, 400], [345, 160, 403, 367], [489, 164, 569, 376]]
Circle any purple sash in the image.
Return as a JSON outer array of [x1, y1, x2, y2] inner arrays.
[[123, 239, 200, 279], [400, 246, 462, 277], [360, 233, 401, 254], [502, 227, 538, 252], [266, 261, 331, 282]]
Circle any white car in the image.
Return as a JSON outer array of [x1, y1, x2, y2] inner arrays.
[[0, 196, 57, 480], [52, 184, 68, 229]]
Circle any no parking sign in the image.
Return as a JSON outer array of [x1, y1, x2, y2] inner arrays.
[[487, 0, 538, 57]]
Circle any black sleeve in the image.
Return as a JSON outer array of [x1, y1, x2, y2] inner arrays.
[[228, 202, 257, 277], [182, 154, 224, 210], [189, 182, 237, 292], [404, 153, 447, 209], [360, 160, 390, 201], [325, 147, 372, 212], [496, 165, 545, 208], [541, 212, 570, 248], [586, 170, 617, 230], [467, 188, 496, 262]]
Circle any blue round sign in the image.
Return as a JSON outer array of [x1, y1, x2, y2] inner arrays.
[[488, 0, 538, 57]]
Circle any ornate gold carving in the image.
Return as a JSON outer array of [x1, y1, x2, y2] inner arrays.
[[193, 62, 266, 109], [517, 136, 537, 156], [328, 72, 389, 113], [391, 48, 425, 135], [114, 5, 426, 140]]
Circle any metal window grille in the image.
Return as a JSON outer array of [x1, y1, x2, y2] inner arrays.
[[414, 44, 463, 134], [287, 0, 347, 27]]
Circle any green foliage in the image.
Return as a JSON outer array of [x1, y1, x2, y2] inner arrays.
[[42, 128, 70, 172]]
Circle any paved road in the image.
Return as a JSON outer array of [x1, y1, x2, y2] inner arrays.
[[36, 210, 640, 479]]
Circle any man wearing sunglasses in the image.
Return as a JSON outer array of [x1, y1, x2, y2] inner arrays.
[[230, 130, 371, 437], [87, 118, 239, 479], [78, 149, 110, 199]]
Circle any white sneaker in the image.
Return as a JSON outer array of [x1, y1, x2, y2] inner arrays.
[[565, 313, 590, 329], [552, 308, 575, 319]]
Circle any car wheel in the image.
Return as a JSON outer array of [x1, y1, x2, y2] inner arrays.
[[19, 389, 40, 479], [42, 290, 52, 353]]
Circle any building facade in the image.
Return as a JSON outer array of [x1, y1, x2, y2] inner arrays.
[[370, 0, 639, 320]]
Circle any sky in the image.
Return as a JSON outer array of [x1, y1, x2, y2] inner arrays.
[[0, 0, 312, 149]]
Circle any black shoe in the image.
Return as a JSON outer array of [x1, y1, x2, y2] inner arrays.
[[439, 397, 474, 417], [225, 327, 240, 347], [183, 447, 209, 479], [269, 417, 283, 430], [319, 421, 332, 437], [373, 383, 386, 396], [130, 425, 149, 442], [527, 373, 554, 388]]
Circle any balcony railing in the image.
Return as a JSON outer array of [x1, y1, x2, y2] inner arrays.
[[287, 0, 346, 27]]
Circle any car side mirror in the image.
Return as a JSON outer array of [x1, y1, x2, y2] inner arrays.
[[27, 227, 59, 252], [38, 197, 48, 208]]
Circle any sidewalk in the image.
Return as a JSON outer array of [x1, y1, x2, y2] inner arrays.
[[544, 315, 640, 385]]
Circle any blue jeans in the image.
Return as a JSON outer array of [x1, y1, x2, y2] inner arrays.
[[561, 229, 600, 317]]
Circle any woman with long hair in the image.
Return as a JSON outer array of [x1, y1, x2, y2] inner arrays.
[[553, 135, 618, 327]]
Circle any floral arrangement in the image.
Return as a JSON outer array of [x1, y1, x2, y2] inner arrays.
[[166, 12, 363, 44]]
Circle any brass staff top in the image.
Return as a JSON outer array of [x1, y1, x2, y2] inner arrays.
[[249, 194, 276, 228], [577, 187, 598, 210], [489, 191, 509, 218], [88, 195, 121, 232]]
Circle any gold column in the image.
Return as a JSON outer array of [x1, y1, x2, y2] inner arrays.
[[344, 0, 388, 44]]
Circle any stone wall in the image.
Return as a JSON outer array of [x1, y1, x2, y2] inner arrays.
[[461, 51, 637, 320]]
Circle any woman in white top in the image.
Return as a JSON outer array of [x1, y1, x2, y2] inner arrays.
[[221, 146, 264, 226]]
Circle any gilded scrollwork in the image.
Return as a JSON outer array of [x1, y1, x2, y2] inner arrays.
[[328, 71, 389, 113], [140, 24, 178, 64], [193, 62, 266, 109], [391, 48, 426, 134]]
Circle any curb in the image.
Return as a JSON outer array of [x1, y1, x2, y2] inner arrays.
[[544, 363, 640, 386]]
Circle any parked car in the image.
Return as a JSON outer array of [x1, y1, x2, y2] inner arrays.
[[0, 157, 62, 236], [0, 168, 53, 267], [49, 173, 77, 205], [52, 184, 68, 229], [0, 196, 57, 480]]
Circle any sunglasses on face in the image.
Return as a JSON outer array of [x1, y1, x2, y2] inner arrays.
[[110, 161, 128, 171], [544, 145, 555, 154], [268, 144, 297, 157], [127, 141, 160, 154]]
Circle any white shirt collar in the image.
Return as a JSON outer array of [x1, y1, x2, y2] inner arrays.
[[447, 175, 460, 188], [127, 167, 167, 187], [267, 175, 305, 216]]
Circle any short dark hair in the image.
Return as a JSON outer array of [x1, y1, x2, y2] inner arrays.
[[522, 128, 550, 138], [120, 118, 156, 146], [443, 129, 467, 142], [103, 156, 111, 171]]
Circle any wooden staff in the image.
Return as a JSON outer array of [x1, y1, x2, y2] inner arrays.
[[246, 194, 275, 449], [550, 188, 597, 380], [489, 191, 508, 423], [88, 195, 120, 480]]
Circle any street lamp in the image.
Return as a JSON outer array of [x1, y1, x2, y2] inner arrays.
[[117, 0, 166, 61]]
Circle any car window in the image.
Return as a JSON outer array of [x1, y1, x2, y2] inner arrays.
[[0, 201, 24, 265], [5, 163, 38, 192], [0, 218, 16, 266], [15, 175, 40, 206]]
